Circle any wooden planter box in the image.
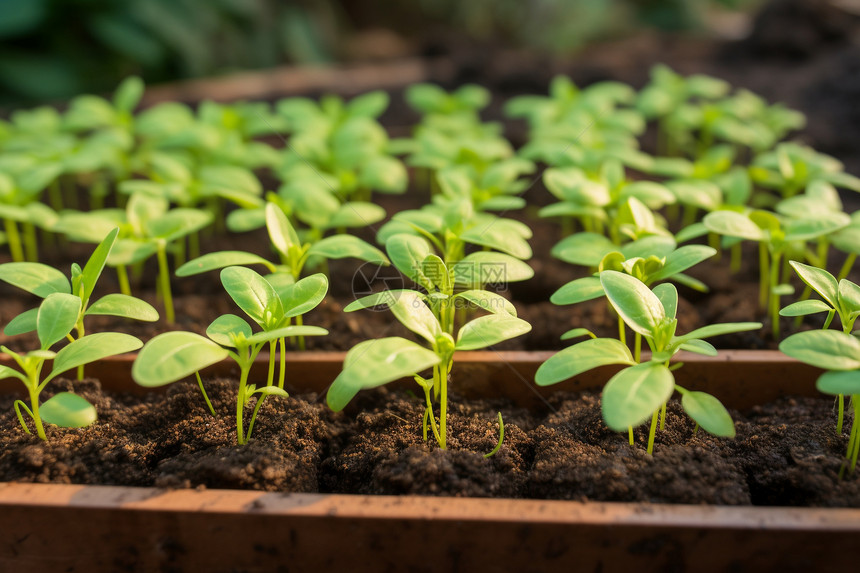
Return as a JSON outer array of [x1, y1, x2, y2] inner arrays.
[[1, 350, 857, 571]]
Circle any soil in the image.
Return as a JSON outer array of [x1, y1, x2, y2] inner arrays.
[[1, 378, 857, 507]]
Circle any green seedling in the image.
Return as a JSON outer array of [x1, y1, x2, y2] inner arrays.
[[537, 271, 761, 453], [703, 209, 849, 339], [0, 228, 158, 378], [327, 281, 530, 453], [540, 160, 675, 241], [780, 330, 860, 476], [132, 267, 328, 445], [780, 261, 860, 434], [434, 158, 535, 212], [0, 293, 142, 440], [750, 143, 860, 201], [0, 160, 61, 262], [55, 192, 212, 324]]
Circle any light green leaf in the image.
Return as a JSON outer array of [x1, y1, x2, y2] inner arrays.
[[308, 235, 389, 264], [789, 260, 837, 307], [176, 251, 276, 276], [50, 332, 142, 381], [220, 266, 283, 328], [265, 202, 300, 258], [550, 277, 604, 305], [326, 202, 387, 229], [536, 338, 634, 386], [780, 330, 860, 370], [551, 232, 616, 266], [385, 234, 434, 286], [454, 290, 516, 316], [206, 314, 253, 347], [132, 332, 229, 387], [650, 245, 716, 282], [679, 390, 735, 437], [389, 291, 442, 345], [85, 294, 159, 321], [455, 315, 531, 350], [653, 283, 678, 319], [327, 337, 441, 411], [703, 211, 765, 241], [80, 228, 119, 302], [677, 322, 761, 342], [602, 362, 675, 431], [816, 370, 860, 396], [678, 339, 717, 356], [0, 364, 28, 384], [452, 252, 533, 287], [838, 279, 860, 314], [246, 325, 327, 345], [252, 385, 290, 398], [600, 271, 665, 337], [560, 328, 596, 341], [40, 392, 97, 429], [0, 262, 70, 297], [276, 273, 328, 318], [345, 289, 415, 312], [37, 293, 81, 350], [4, 307, 37, 336], [779, 299, 831, 317]]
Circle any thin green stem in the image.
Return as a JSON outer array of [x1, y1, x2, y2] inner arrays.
[[246, 394, 267, 442], [48, 179, 64, 211], [708, 232, 721, 260], [116, 265, 132, 296], [156, 241, 175, 324], [837, 253, 857, 282], [730, 242, 742, 274], [4, 219, 24, 262], [769, 251, 782, 340], [278, 337, 287, 389], [28, 385, 46, 441], [438, 361, 448, 450], [267, 341, 276, 387], [483, 412, 505, 458], [646, 408, 660, 455], [634, 332, 641, 363], [758, 242, 769, 310], [236, 363, 250, 445], [849, 398, 860, 473], [628, 426, 634, 446], [618, 316, 626, 347], [659, 403, 667, 431], [422, 385, 442, 446], [295, 314, 306, 351], [22, 222, 38, 262], [195, 372, 216, 416], [14, 400, 34, 435], [837, 394, 845, 435]]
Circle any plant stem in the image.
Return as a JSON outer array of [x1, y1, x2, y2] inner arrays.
[[634, 332, 641, 363], [4, 219, 24, 262], [769, 251, 782, 340], [708, 232, 721, 260], [422, 385, 442, 446], [194, 372, 216, 416], [730, 242, 742, 274], [837, 253, 857, 282], [267, 341, 276, 387], [849, 398, 860, 474], [156, 241, 175, 324], [116, 265, 132, 296], [758, 242, 769, 310], [438, 362, 449, 450], [22, 222, 38, 262], [278, 337, 287, 389], [295, 314, 306, 351], [28, 385, 46, 441], [628, 426, 634, 446], [236, 364, 250, 445], [14, 400, 34, 435], [245, 395, 267, 442], [837, 394, 845, 435], [48, 180, 64, 211], [659, 403, 667, 431], [618, 316, 626, 347], [646, 408, 659, 455]]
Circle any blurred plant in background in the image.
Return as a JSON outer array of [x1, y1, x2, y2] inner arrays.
[[0, 0, 756, 106]]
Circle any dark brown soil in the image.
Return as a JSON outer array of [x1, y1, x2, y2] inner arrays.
[[1, 378, 857, 506]]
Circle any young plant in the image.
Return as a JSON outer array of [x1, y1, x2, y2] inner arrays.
[[780, 330, 860, 476], [0, 293, 142, 440], [780, 261, 860, 435], [0, 161, 61, 262], [0, 228, 158, 378], [537, 271, 761, 454], [132, 267, 328, 445], [327, 279, 530, 452], [703, 209, 849, 339]]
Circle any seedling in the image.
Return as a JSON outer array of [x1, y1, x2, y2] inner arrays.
[[703, 209, 849, 338], [750, 143, 860, 200], [0, 228, 158, 378], [0, 161, 61, 261], [780, 330, 860, 476], [780, 261, 860, 434], [327, 274, 530, 453], [537, 271, 761, 453], [132, 266, 328, 445], [0, 293, 142, 440]]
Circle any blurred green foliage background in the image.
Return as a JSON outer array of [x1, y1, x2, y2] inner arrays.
[[0, 0, 750, 105]]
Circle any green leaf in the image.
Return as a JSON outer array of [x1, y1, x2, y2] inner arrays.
[[346, 90, 389, 117], [454, 290, 516, 316], [679, 390, 735, 437], [385, 234, 434, 286], [784, 212, 850, 242], [40, 392, 97, 429], [455, 315, 531, 350], [816, 370, 860, 396], [678, 339, 717, 356], [176, 251, 276, 276], [37, 293, 81, 349], [536, 338, 634, 386], [246, 325, 328, 345], [4, 307, 37, 336], [327, 337, 441, 411], [677, 322, 761, 342], [602, 362, 675, 431], [650, 245, 716, 282], [0, 262, 70, 297], [460, 224, 532, 259], [132, 332, 229, 387], [421, 254, 450, 294], [85, 294, 159, 321], [550, 277, 604, 305], [80, 228, 119, 302], [389, 291, 442, 345], [703, 211, 765, 241], [838, 279, 860, 314], [220, 266, 283, 328], [326, 202, 387, 229], [307, 235, 389, 265], [452, 252, 534, 287], [265, 202, 300, 258], [107, 239, 158, 267], [276, 273, 328, 317], [600, 271, 665, 338], [252, 385, 290, 398], [345, 290, 414, 312], [551, 232, 616, 266], [50, 332, 142, 381], [789, 261, 838, 307], [146, 209, 212, 242], [560, 328, 596, 341], [653, 283, 678, 319], [780, 330, 860, 370], [113, 76, 144, 113], [779, 300, 831, 317], [206, 314, 253, 347]]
